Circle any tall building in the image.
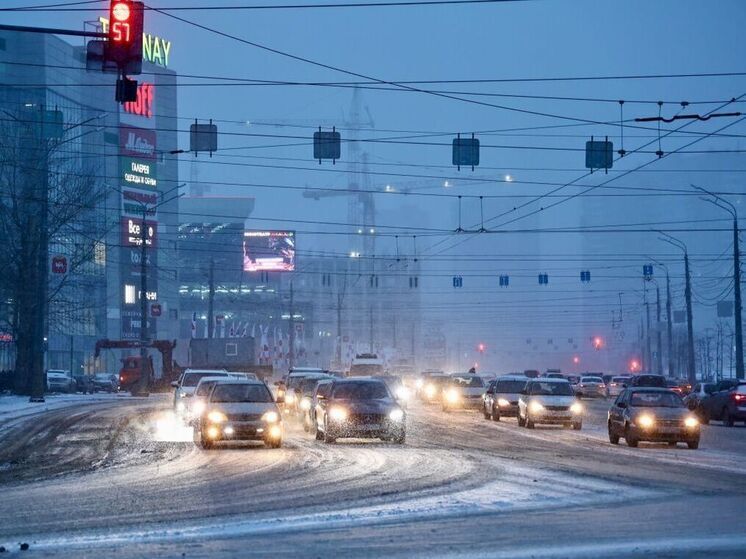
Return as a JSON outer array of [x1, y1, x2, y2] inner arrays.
[[0, 21, 179, 376]]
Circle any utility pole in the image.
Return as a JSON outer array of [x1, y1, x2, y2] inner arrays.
[[692, 185, 743, 379], [369, 305, 374, 353], [660, 233, 696, 383], [651, 258, 674, 378], [336, 292, 343, 367], [136, 206, 149, 397], [645, 285, 652, 372], [207, 257, 215, 339], [288, 281, 295, 369], [655, 283, 663, 376]]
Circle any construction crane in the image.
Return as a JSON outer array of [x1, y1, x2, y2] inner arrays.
[[251, 87, 376, 255]]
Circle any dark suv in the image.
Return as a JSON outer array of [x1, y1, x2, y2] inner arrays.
[[314, 378, 405, 444], [698, 379, 746, 426]]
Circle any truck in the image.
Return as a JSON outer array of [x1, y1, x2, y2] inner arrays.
[[348, 353, 385, 377]]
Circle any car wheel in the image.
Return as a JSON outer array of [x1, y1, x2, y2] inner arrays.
[[392, 431, 405, 444], [608, 423, 619, 445], [723, 408, 734, 427], [625, 426, 639, 448], [198, 430, 213, 450], [323, 420, 336, 444], [572, 421, 582, 431], [491, 405, 500, 421], [264, 438, 282, 449], [667, 442, 677, 447], [687, 439, 700, 450], [483, 404, 491, 420], [314, 421, 324, 441], [526, 415, 535, 429], [698, 408, 710, 425], [517, 414, 526, 427], [442, 404, 450, 413]]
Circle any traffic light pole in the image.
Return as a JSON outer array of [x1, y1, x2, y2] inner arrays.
[[136, 206, 149, 397], [0, 24, 105, 38]]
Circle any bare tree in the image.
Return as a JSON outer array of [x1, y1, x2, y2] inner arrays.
[[0, 112, 107, 397]]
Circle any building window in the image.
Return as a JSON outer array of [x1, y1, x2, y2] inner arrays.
[[124, 284, 136, 305]]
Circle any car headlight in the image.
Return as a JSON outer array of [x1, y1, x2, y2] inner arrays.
[[299, 397, 311, 411], [684, 416, 699, 429], [395, 387, 410, 401], [570, 402, 584, 414], [445, 389, 460, 404], [415, 378, 424, 389], [207, 411, 227, 424], [329, 406, 348, 421], [179, 392, 187, 398], [262, 411, 279, 423], [497, 398, 510, 407], [424, 384, 436, 398], [637, 414, 655, 429], [192, 400, 206, 416], [389, 408, 405, 422], [285, 392, 296, 404], [529, 401, 545, 414], [176, 401, 186, 412]]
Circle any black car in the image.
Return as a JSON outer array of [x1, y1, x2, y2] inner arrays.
[[608, 388, 700, 449], [92, 373, 119, 392], [73, 373, 93, 394], [697, 379, 746, 426], [314, 378, 405, 444], [629, 374, 667, 388]]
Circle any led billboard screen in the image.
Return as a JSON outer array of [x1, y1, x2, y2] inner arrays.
[[243, 230, 295, 272]]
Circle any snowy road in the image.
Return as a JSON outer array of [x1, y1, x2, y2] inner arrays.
[[1, 395, 745, 557]]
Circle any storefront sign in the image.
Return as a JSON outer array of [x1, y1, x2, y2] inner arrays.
[[121, 188, 158, 217], [120, 157, 157, 188], [119, 126, 156, 160], [121, 217, 157, 247], [123, 83, 154, 118]]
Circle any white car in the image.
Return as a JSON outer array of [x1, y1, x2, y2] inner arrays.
[[607, 376, 632, 397], [46, 370, 75, 393], [442, 374, 488, 411], [518, 378, 583, 430], [172, 369, 232, 413], [576, 376, 607, 399], [183, 376, 236, 424]]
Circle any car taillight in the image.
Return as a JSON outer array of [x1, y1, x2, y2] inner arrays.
[[734, 394, 745, 402]]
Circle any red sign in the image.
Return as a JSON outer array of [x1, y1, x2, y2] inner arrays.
[[123, 83, 154, 118], [119, 125, 156, 160], [121, 217, 157, 247], [150, 303, 162, 317], [51, 255, 67, 274]]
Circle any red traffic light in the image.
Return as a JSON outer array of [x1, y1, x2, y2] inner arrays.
[[111, 2, 130, 22], [477, 343, 486, 353]]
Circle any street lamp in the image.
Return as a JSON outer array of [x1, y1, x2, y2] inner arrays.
[[691, 184, 743, 380], [658, 231, 696, 383], [648, 257, 673, 378]]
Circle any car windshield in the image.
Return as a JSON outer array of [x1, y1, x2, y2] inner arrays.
[[299, 377, 328, 393], [451, 376, 485, 388], [93, 374, 111, 380], [332, 382, 390, 400], [581, 377, 603, 383], [612, 377, 629, 383], [496, 380, 527, 392], [428, 376, 450, 385], [183, 372, 227, 387], [736, 384, 746, 394], [210, 384, 273, 403], [630, 391, 684, 408], [530, 382, 574, 396], [349, 364, 385, 376]]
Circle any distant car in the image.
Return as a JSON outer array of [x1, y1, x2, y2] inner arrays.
[[284, 372, 333, 414], [303, 378, 334, 433], [607, 376, 631, 397], [665, 378, 692, 396], [172, 369, 232, 414], [629, 374, 667, 388], [576, 376, 607, 399], [607, 388, 700, 449], [295, 374, 335, 421], [72, 373, 94, 394], [420, 374, 451, 403], [46, 370, 75, 393], [313, 378, 405, 444], [565, 375, 580, 388], [518, 378, 583, 430], [683, 382, 717, 421], [483, 375, 528, 421], [602, 374, 615, 386], [193, 379, 283, 449], [541, 372, 565, 379], [523, 370, 540, 378], [92, 373, 119, 392], [443, 374, 487, 411], [698, 379, 746, 427]]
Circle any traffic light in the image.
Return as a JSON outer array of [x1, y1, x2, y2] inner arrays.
[[106, 1, 144, 75]]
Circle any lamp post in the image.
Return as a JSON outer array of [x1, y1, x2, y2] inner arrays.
[[649, 258, 673, 378], [692, 185, 743, 380], [659, 232, 696, 384]]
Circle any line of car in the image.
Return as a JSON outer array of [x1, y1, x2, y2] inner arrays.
[[45, 369, 119, 394]]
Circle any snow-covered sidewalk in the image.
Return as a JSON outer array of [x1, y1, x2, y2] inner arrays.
[[0, 392, 128, 423]]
